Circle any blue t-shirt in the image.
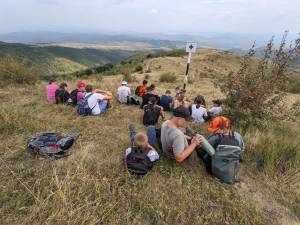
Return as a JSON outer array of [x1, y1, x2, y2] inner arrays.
[[160, 95, 173, 111]]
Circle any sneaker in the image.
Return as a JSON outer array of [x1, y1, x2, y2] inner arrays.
[[128, 124, 136, 132], [106, 105, 113, 110]]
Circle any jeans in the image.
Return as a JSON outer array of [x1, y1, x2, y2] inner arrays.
[[129, 125, 157, 146], [99, 100, 108, 113]]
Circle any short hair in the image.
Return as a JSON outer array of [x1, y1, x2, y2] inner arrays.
[[59, 82, 68, 88], [49, 77, 56, 84], [165, 90, 171, 94], [175, 86, 180, 90], [143, 80, 148, 85], [134, 133, 148, 148], [212, 99, 222, 106], [85, 84, 93, 92], [180, 89, 186, 94]]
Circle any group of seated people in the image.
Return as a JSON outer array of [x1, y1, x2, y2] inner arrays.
[[46, 78, 113, 115], [46, 77, 243, 181], [126, 107, 245, 178], [117, 79, 223, 127]]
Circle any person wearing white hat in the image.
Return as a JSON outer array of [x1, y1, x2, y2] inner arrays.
[[117, 81, 140, 105]]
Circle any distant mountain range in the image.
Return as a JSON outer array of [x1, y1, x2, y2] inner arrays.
[[0, 32, 185, 49], [0, 41, 136, 74]]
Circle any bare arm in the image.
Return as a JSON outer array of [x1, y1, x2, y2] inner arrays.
[[94, 89, 112, 96], [174, 136, 202, 163], [103, 95, 112, 100]]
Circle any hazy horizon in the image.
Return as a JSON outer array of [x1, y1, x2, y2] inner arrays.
[[0, 0, 299, 36]]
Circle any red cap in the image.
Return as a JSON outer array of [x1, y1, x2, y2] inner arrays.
[[77, 81, 86, 89], [207, 116, 231, 132]]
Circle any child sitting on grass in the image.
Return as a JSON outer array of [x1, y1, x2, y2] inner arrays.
[[126, 125, 159, 176]]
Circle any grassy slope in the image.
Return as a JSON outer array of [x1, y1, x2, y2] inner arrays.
[[0, 50, 299, 225], [0, 42, 136, 75]]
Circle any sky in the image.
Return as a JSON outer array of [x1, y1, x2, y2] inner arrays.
[[0, 0, 299, 35]]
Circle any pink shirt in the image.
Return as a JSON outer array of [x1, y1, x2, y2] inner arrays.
[[46, 83, 59, 103]]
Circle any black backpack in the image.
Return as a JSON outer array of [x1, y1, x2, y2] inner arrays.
[[69, 89, 79, 106], [143, 105, 161, 126], [27, 133, 80, 159], [126, 147, 153, 176], [135, 85, 141, 96], [55, 88, 69, 104]]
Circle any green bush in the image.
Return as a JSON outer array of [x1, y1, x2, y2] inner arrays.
[[0, 55, 39, 87], [134, 64, 143, 73], [159, 72, 177, 83], [216, 32, 300, 129]]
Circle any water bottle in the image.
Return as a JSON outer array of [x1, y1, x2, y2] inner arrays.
[[200, 135, 215, 156]]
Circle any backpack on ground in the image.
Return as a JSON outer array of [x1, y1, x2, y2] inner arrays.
[[126, 147, 153, 176], [135, 85, 141, 96], [143, 106, 161, 126], [27, 132, 80, 159], [211, 132, 241, 184], [128, 96, 140, 105], [68, 89, 79, 106], [77, 93, 95, 116]]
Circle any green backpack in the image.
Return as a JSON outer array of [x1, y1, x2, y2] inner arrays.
[[211, 132, 241, 184]]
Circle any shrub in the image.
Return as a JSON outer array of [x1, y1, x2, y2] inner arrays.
[[216, 32, 300, 129], [159, 72, 177, 83], [122, 70, 136, 83], [134, 65, 143, 73], [0, 55, 39, 87], [144, 74, 150, 79]]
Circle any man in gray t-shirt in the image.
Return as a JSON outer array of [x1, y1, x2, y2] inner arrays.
[[161, 106, 202, 162]]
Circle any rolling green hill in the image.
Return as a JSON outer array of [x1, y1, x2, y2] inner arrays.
[[0, 42, 136, 74]]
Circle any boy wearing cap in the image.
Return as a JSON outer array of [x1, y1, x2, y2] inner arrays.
[[117, 81, 139, 105], [71, 81, 86, 105], [161, 106, 202, 163], [197, 116, 245, 172], [143, 97, 165, 126], [140, 84, 161, 109], [206, 116, 244, 148]]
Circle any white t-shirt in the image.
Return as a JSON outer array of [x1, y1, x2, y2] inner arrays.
[[118, 86, 131, 103], [125, 148, 159, 162], [209, 106, 223, 117], [85, 92, 104, 115], [191, 104, 208, 123]]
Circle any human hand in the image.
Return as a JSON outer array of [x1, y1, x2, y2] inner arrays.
[[185, 135, 192, 140], [191, 134, 202, 146]]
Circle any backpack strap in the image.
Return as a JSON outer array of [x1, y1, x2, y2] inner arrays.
[[85, 93, 93, 99], [85, 93, 97, 110], [229, 131, 235, 138]]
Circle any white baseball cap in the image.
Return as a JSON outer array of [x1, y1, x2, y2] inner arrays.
[[121, 81, 128, 85]]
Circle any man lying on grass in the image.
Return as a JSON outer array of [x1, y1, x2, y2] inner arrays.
[[161, 106, 203, 162]]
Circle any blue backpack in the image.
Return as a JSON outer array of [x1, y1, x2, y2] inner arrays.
[[77, 93, 96, 116]]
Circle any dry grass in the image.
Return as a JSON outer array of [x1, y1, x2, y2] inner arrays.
[[0, 50, 299, 225]]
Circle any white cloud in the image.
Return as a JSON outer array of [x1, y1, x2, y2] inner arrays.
[[0, 0, 299, 35], [150, 8, 159, 14]]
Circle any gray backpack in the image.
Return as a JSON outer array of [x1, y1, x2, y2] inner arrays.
[[211, 132, 241, 184]]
